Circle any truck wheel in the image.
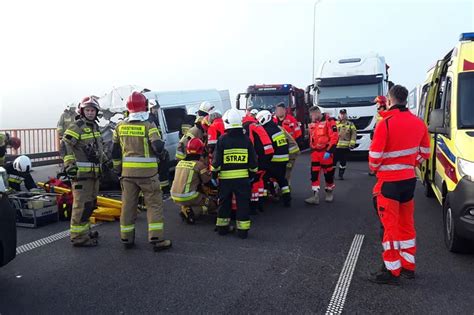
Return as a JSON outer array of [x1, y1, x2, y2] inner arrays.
[[443, 196, 471, 253]]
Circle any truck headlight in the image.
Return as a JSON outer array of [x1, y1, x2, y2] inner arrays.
[[457, 158, 474, 182]]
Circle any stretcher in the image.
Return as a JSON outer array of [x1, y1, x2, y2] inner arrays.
[[38, 182, 122, 223]]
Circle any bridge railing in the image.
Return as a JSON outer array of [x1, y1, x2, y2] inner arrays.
[[0, 128, 61, 166]]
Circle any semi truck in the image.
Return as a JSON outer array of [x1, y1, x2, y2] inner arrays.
[[306, 54, 391, 151]]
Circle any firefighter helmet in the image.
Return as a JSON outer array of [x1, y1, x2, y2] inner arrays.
[[198, 101, 215, 115], [13, 155, 32, 173], [223, 108, 243, 130], [186, 138, 205, 155], [79, 96, 100, 111], [374, 95, 387, 107], [126, 92, 148, 113], [256, 110, 272, 126]]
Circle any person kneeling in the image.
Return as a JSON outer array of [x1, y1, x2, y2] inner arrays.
[[171, 138, 217, 224]]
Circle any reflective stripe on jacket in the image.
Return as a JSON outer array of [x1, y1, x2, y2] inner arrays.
[[336, 120, 357, 148]]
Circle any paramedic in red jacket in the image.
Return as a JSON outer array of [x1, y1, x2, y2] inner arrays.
[[368, 85, 430, 285], [273, 102, 302, 144]]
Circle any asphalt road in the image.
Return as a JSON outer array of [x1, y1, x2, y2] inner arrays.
[[1, 154, 473, 314]]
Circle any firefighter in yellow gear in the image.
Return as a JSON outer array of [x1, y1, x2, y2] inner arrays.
[[282, 128, 300, 182], [61, 96, 105, 247], [334, 109, 357, 180], [112, 91, 172, 251], [57, 104, 78, 139], [175, 116, 206, 161], [171, 138, 217, 224], [0, 133, 21, 167]]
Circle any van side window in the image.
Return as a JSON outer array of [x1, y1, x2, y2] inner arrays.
[[442, 77, 452, 129], [434, 76, 447, 110], [418, 84, 430, 120], [163, 108, 187, 133]]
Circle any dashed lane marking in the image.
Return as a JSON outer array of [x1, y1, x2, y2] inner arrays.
[[326, 234, 365, 315], [16, 224, 102, 255]]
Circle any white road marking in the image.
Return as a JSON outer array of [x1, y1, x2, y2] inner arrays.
[[326, 234, 365, 315], [16, 224, 102, 255]]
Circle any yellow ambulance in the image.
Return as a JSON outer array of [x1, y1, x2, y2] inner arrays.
[[417, 32, 474, 252]]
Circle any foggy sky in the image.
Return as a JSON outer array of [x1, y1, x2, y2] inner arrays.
[[1, 0, 473, 129]]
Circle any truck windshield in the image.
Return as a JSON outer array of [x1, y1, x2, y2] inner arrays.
[[458, 72, 474, 129], [318, 83, 380, 107], [248, 94, 290, 112]]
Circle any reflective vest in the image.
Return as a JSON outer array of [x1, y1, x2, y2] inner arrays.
[[243, 116, 274, 158], [282, 128, 300, 160], [211, 129, 258, 180], [369, 106, 430, 181], [61, 118, 104, 179], [336, 120, 357, 148], [309, 114, 338, 151], [274, 114, 302, 140], [57, 110, 77, 138], [262, 122, 290, 163], [171, 159, 210, 203], [176, 125, 204, 160], [113, 119, 161, 178]]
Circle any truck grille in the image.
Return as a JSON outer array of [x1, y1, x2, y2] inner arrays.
[[349, 116, 372, 130]]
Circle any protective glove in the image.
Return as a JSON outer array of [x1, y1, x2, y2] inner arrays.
[[323, 152, 331, 160], [211, 178, 218, 187], [65, 165, 78, 178]]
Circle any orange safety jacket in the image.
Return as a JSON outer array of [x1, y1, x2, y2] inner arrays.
[[274, 114, 302, 140], [369, 105, 430, 181], [309, 114, 338, 152]]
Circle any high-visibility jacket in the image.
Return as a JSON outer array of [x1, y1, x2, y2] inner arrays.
[[176, 125, 204, 160], [0, 133, 7, 167], [369, 106, 430, 181], [211, 128, 258, 180], [309, 114, 338, 152], [57, 110, 77, 138], [282, 128, 300, 160], [336, 119, 357, 149], [171, 158, 210, 202], [61, 117, 104, 179], [112, 119, 164, 178], [262, 121, 290, 163], [274, 114, 302, 140], [243, 115, 274, 159], [207, 117, 225, 151], [5, 163, 37, 191]]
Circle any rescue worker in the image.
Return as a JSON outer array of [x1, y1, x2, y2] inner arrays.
[[273, 102, 303, 147], [148, 99, 171, 197], [180, 114, 196, 138], [282, 128, 300, 182], [243, 107, 274, 213], [112, 92, 172, 251], [369, 96, 388, 176], [0, 133, 21, 167], [256, 110, 292, 207], [207, 111, 225, 155], [5, 155, 37, 191], [57, 104, 77, 139], [211, 108, 258, 239], [61, 96, 104, 247], [334, 109, 357, 180], [171, 138, 217, 224], [368, 85, 430, 285], [304, 106, 339, 205], [175, 116, 206, 161]]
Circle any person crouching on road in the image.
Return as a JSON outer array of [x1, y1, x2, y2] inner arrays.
[[304, 106, 339, 205], [5, 155, 38, 192], [61, 96, 104, 247], [334, 109, 357, 180], [368, 85, 430, 285], [211, 108, 258, 239], [112, 92, 171, 252], [171, 138, 217, 224]]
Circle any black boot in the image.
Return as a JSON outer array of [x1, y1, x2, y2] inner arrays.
[[249, 201, 258, 215], [237, 229, 248, 239], [258, 199, 265, 212], [400, 268, 415, 279], [217, 226, 229, 236], [368, 268, 400, 285], [338, 168, 345, 180], [282, 193, 292, 208]]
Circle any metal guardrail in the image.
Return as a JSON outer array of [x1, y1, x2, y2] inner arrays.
[[1, 128, 61, 166]]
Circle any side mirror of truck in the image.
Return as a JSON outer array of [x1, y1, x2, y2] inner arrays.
[[428, 109, 447, 134], [304, 85, 314, 106], [236, 93, 247, 110]]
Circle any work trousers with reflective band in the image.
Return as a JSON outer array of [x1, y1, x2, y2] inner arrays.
[[251, 171, 266, 202], [285, 157, 296, 182], [334, 148, 350, 176], [70, 178, 99, 241], [120, 175, 164, 244], [264, 162, 291, 198], [216, 178, 251, 231], [310, 150, 335, 191], [374, 177, 417, 276], [158, 149, 170, 191], [174, 192, 217, 217]]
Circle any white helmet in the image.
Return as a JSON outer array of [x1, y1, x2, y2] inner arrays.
[[198, 101, 215, 115], [256, 110, 273, 125], [249, 108, 259, 116], [223, 108, 243, 130], [13, 155, 32, 173]]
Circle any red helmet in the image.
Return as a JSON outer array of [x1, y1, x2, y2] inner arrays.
[[8, 136, 21, 150], [374, 95, 387, 107], [126, 92, 148, 113], [79, 96, 100, 111], [186, 138, 205, 155]]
